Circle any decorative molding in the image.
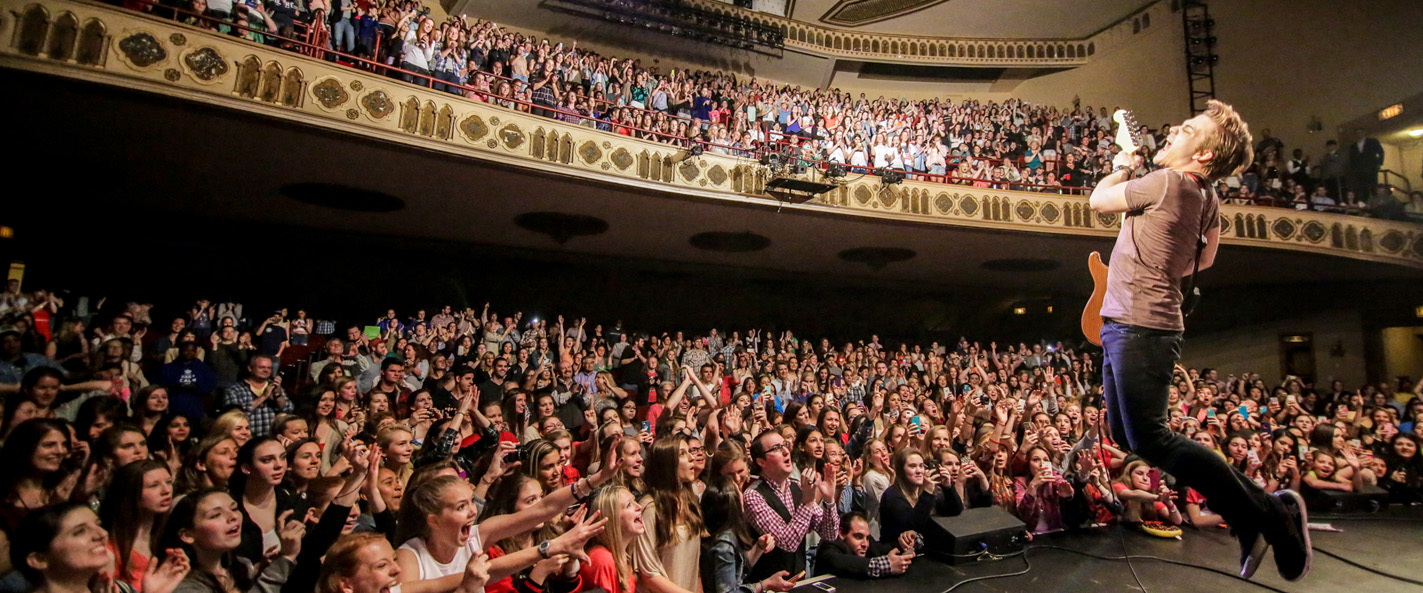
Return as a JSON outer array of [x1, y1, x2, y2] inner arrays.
[[1, 0, 1418, 271]]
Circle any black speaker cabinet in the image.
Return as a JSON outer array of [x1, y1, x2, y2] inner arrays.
[[928, 507, 1029, 564]]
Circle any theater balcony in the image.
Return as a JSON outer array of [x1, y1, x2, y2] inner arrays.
[[3, 0, 1421, 302]]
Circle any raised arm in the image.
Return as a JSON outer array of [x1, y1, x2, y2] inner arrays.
[[658, 373, 695, 425]]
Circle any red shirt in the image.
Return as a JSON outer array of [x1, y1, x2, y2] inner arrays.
[[579, 546, 634, 593], [562, 463, 581, 486]]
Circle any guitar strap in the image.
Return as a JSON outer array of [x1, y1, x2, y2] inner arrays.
[[1180, 172, 1214, 316]]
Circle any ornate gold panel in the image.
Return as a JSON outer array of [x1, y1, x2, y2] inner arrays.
[[360, 90, 393, 120], [310, 77, 348, 110], [114, 30, 165, 69], [181, 46, 227, 83], [578, 141, 602, 165]]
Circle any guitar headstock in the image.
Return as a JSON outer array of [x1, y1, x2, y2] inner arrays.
[[1113, 109, 1143, 153]]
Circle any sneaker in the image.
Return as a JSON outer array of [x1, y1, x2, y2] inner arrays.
[[1268, 489, 1312, 581], [1236, 528, 1268, 579]]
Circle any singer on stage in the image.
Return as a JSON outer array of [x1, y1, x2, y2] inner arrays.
[[1088, 99, 1312, 582]]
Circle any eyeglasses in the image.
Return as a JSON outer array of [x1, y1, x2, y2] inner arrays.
[[761, 442, 789, 456]]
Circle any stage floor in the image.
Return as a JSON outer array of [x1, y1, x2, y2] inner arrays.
[[820, 506, 1423, 593]]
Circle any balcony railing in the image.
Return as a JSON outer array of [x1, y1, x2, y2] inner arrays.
[[4, 0, 1421, 272]]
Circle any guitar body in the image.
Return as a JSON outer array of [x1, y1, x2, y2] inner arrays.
[[1082, 251, 1109, 346], [1082, 109, 1140, 347]]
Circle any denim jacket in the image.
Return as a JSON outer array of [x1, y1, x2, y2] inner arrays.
[[700, 531, 755, 593]]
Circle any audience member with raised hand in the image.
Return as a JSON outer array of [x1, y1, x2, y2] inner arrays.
[[392, 448, 620, 593], [1014, 444, 1075, 534], [878, 448, 963, 548], [12, 501, 190, 593], [476, 473, 583, 593], [742, 429, 838, 581], [4, 274, 1416, 592], [1110, 460, 1181, 526], [102, 459, 177, 589], [230, 436, 299, 563], [160, 487, 304, 593], [319, 531, 491, 593]]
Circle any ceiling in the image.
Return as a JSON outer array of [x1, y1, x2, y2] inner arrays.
[[791, 0, 1156, 39], [8, 70, 1421, 304]]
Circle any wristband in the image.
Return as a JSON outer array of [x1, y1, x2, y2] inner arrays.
[[1113, 166, 1132, 176]]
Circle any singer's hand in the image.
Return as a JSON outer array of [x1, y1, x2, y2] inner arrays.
[[1112, 147, 1136, 170]]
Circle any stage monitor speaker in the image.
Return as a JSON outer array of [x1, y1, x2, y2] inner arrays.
[[929, 507, 1028, 564], [1311, 484, 1388, 513]]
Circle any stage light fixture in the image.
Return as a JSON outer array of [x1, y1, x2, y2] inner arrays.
[[826, 164, 847, 179], [880, 170, 905, 185]]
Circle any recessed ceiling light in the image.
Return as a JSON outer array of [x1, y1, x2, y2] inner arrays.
[[1408, 128, 1423, 138]]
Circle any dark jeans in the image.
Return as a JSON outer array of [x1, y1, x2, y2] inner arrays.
[[1100, 320, 1272, 534]]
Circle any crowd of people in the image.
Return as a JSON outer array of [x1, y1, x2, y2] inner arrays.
[[0, 282, 1420, 593], [107, 0, 1423, 214]]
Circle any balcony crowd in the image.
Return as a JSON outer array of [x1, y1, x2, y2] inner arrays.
[[104, 0, 1423, 217], [0, 284, 1419, 593]]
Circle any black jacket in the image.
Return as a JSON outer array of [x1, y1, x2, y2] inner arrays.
[[815, 538, 897, 579]]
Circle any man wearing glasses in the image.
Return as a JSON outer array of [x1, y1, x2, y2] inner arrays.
[[743, 430, 839, 581]]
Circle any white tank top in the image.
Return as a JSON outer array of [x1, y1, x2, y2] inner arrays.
[[398, 529, 485, 580], [261, 529, 280, 555]]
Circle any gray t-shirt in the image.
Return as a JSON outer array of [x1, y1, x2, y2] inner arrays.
[[1100, 168, 1219, 332]]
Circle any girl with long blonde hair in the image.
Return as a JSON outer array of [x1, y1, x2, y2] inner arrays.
[[579, 484, 644, 593]]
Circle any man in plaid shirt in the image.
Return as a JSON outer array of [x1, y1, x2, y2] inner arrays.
[[743, 430, 840, 581], [221, 354, 292, 437]]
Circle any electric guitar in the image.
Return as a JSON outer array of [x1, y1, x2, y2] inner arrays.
[[1081, 109, 1143, 346]]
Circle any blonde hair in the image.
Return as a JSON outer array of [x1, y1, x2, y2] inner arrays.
[[208, 409, 247, 440], [1200, 99, 1253, 179], [1115, 459, 1152, 489], [589, 485, 636, 591], [376, 424, 413, 448]]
